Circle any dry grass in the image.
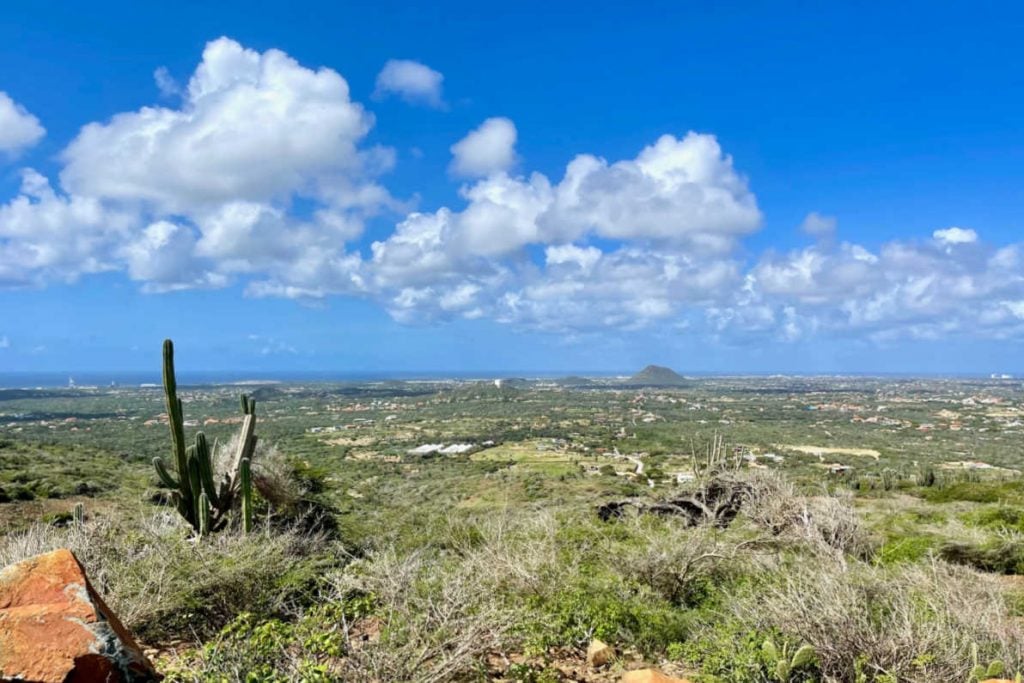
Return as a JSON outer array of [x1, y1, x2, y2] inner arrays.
[[327, 547, 516, 682], [735, 556, 1024, 681], [0, 511, 326, 643]]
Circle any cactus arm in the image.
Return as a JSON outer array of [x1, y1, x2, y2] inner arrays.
[[198, 492, 211, 536], [72, 503, 84, 526], [240, 457, 253, 534], [193, 432, 220, 508], [227, 412, 257, 492], [153, 457, 180, 488], [185, 446, 203, 528], [240, 394, 256, 416]]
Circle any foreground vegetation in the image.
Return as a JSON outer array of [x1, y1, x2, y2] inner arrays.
[[2, 373, 1024, 681]]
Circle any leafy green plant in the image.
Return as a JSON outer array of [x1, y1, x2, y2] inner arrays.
[[762, 638, 817, 682]]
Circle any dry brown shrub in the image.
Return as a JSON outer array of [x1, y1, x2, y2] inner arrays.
[[735, 556, 1024, 681], [327, 545, 517, 682], [743, 471, 876, 559], [614, 516, 767, 605]]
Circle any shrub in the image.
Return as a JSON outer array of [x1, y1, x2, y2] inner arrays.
[[939, 539, 1024, 575], [963, 505, 1024, 533], [923, 481, 1024, 505], [0, 512, 331, 643], [729, 557, 1024, 680], [878, 533, 936, 564]]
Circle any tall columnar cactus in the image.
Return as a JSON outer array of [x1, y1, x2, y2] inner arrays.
[[153, 339, 258, 535]]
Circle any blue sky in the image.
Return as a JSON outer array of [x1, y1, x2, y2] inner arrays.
[[1, 1, 1023, 374]]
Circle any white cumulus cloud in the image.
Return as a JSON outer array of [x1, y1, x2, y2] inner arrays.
[[0, 38, 390, 295], [735, 230, 1024, 341], [933, 226, 978, 245], [3, 37, 1023, 347], [0, 92, 45, 156], [0, 170, 133, 286], [368, 131, 757, 329], [449, 117, 518, 178], [374, 59, 445, 108], [61, 37, 381, 214]]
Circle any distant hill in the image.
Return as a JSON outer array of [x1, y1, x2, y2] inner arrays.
[[627, 365, 687, 386], [552, 376, 595, 387]]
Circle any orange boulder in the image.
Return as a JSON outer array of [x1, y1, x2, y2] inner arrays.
[[620, 669, 693, 683], [0, 548, 160, 682]]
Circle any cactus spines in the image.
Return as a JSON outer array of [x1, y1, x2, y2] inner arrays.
[[152, 339, 259, 536], [240, 457, 253, 534]]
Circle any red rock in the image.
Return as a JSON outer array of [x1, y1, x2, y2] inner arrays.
[[0, 548, 160, 682], [620, 669, 693, 683]]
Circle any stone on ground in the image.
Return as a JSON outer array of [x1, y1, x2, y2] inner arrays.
[[586, 638, 615, 668], [0, 548, 160, 682], [620, 668, 693, 683]]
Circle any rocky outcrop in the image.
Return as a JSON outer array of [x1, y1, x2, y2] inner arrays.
[[0, 548, 160, 682]]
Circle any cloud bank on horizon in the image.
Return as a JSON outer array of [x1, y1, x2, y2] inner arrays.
[[1, 37, 1023, 346]]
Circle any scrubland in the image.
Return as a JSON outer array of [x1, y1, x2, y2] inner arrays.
[[2, 376, 1024, 682]]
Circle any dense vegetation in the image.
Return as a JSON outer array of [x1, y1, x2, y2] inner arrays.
[[1, 374, 1023, 681]]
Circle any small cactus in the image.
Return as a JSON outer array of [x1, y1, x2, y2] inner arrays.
[[72, 502, 84, 527], [763, 638, 817, 682], [969, 642, 1005, 681]]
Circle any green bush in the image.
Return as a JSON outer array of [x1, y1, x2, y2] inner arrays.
[[939, 540, 1024, 575], [520, 575, 692, 654], [963, 505, 1024, 533], [878, 533, 937, 564], [923, 481, 1024, 505]]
